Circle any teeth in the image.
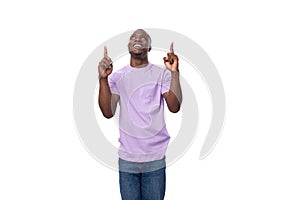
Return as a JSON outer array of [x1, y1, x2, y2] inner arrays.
[[134, 44, 142, 48]]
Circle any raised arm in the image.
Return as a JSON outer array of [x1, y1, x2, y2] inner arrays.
[[98, 46, 119, 118], [163, 42, 182, 113]]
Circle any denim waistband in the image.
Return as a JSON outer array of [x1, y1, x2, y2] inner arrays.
[[119, 157, 166, 173]]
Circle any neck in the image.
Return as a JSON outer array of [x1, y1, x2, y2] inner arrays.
[[130, 56, 149, 68]]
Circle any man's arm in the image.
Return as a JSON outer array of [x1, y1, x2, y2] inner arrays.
[[163, 42, 182, 113], [163, 71, 182, 113], [98, 46, 119, 118], [98, 77, 119, 118]]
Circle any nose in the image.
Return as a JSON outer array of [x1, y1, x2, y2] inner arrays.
[[134, 37, 141, 42]]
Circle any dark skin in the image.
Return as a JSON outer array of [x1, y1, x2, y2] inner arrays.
[[98, 46, 119, 118], [98, 29, 182, 118]]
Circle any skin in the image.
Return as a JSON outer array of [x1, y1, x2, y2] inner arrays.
[[98, 29, 182, 118]]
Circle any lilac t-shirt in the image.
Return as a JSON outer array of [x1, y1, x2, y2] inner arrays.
[[108, 63, 171, 162]]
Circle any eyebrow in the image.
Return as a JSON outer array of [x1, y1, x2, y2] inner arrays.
[[130, 33, 148, 38]]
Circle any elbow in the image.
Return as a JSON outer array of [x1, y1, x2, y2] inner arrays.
[[170, 108, 180, 113], [100, 109, 114, 118], [102, 113, 114, 119], [99, 105, 114, 119], [168, 105, 181, 113], [164, 93, 182, 113]]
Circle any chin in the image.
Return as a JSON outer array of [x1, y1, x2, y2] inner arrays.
[[130, 51, 144, 58]]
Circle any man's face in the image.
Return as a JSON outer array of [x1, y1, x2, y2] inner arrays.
[[128, 29, 151, 57]]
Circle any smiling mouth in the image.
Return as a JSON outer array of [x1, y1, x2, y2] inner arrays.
[[133, 44, 143, 49]]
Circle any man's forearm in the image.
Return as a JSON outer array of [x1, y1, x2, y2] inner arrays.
[[170, 71, 182, 104], [98, 77, 113, 118], [164, 71, 182, 113]]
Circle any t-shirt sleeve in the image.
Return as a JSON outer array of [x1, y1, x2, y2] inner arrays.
[[108, 73, 120, 95], [161, 69, 171, 95]]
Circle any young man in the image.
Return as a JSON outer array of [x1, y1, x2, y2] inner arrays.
[[98, 29, 182, 200]]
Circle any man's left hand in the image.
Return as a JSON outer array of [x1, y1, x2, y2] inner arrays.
[[163, 42, 179, 72]]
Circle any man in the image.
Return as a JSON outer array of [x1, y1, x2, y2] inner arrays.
[[98, 29, 182, 200]]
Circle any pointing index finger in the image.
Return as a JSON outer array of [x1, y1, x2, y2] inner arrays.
[[170, 42, 174, 53], [104, 46, 108, 57]]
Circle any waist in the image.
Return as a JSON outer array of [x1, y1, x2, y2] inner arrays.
[[118, 156, 166, 173]]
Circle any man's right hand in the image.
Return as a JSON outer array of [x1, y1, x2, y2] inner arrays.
[[98, 46, 113, 78]]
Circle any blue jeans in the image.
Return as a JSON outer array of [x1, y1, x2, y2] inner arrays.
[[119, 158, 166, 200]]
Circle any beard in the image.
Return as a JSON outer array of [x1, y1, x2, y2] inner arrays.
[[129, 50, 148, 59]]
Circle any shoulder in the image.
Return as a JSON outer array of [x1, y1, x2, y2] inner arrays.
[[150, 64, 165, 71], [150, 64, 170, 74], [148, 64, 171, 81], [109, 65, 128, 82], [153, 64, 171, 75]]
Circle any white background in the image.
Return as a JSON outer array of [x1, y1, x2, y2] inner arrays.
[[1, 0, 299, 199]]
